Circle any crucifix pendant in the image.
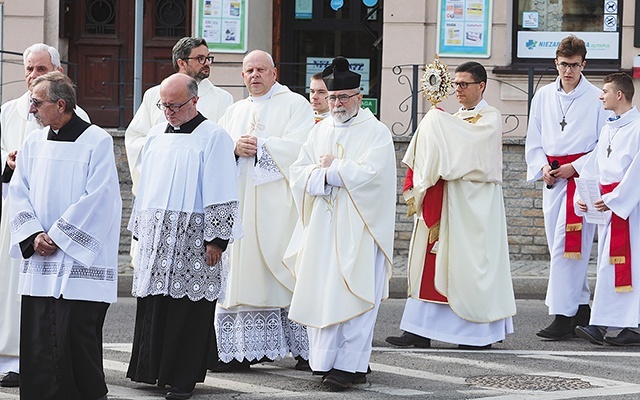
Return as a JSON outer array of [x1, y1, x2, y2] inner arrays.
[[607, 144, 612, 158], [559, 117, 567, 131]]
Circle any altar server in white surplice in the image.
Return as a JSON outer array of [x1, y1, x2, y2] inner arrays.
[[125, 37, 233, 196], [213, 50, 313, 372], [525, 35, 608, 340], [126, 74, 241, 400], [573, 73, 640, 347], [386, 61, 516, 351], [0, 43, 90, 389], [9, 71, 120, 400], [287, 57, 396, 391]]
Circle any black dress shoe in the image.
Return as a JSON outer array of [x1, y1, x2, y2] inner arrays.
[[322, 369, 353, 391], [0, 371, 19, 387], [208, 359, 251, 372], [575, 325, 605, 345], [603, 328, 640, 346], [570, 304, 591, 332], [537, 315, 574, 340], [165, 386, 192, 400], [294, 356, 311, 371], [458, 344, 492, 350], [385, 331, 431, 348]]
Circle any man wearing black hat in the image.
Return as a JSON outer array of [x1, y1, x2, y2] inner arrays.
[[287, 56, 397, 391]]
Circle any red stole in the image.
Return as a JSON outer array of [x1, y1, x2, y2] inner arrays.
[[547, 153, 586, 259], [404, 168, 447, 303], [600, 182, 633, 292]]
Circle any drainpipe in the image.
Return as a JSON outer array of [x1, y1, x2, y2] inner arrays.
[[133, 0, 143, 113]]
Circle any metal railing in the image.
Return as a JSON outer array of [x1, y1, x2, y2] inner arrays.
[[389, 64, 559, 137]]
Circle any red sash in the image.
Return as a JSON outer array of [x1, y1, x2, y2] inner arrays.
[[547, 153, 586, 259], [600, 182, 632, 292], [404, 169, 447, 302]]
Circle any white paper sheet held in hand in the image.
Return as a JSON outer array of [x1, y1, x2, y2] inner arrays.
[[575, 177, 607, 225]]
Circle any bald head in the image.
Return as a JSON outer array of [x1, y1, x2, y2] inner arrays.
[[242, 50, 277, 97], [159, 73, 199, 127]]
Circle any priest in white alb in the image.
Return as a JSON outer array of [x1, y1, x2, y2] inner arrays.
[[213, 50, 313, 371], [573, 73, 640, 347], [287, 56, 396, 391], [9, 71, 120, 400], [386, 61, 516, 350]]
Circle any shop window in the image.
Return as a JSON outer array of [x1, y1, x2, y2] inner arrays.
[[512, 0, 621, 67]]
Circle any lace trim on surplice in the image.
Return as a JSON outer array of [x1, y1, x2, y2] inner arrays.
[[215, 308, 309, 362], [10, 211, 37, 233], [129, 206, 236, 302], [21, 259, 116, 281], [56, 218, 101, 255]]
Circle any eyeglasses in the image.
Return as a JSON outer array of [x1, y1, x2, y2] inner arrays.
[[156, 96, 195, 113], [182, 55, 214, 65], [453, 82, 481, 90], [326, 93, 359, 104], [29, 96, 55, 108], [557, 62, 582, 70]]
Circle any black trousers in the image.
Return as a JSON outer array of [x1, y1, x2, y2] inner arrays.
[[20, 295, 109, 400], [127, 295, 216, 392]]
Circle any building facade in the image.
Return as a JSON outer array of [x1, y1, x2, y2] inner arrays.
[[2, 0, 637, 261]]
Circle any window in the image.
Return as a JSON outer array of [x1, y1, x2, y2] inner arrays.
[[512, 0, 621, 66]]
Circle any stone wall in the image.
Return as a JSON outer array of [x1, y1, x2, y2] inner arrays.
[[110, 130, 549, 263]]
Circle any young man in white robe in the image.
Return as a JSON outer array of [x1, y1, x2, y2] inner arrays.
[[386, 61, 516, 350], [126, 73, 241, 400], [573, 73, 640, 347], [213, 50, 313, 371], [0, 43, 90, 388], [309, 72, 330, 123], [525, 35, 608, 340], [287, 56, 396, 391], [9, 71, 120, 400], [125, 37, 233, 196]]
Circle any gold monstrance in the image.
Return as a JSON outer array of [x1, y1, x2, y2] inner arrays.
[[420, 55, 453, 108]]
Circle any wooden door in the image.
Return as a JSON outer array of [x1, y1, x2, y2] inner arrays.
[[67, 0, 191, 128]]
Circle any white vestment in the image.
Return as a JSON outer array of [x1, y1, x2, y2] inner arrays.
[[129, 119, 241, 302], [288, 108, 396, 372], [0, 93, 89, 373], [526, 75, 607, 316], [125, 79, 233, 196], [9, 124, 121, 304], [576, 107, 640, 328], [215, 82, 314, 362], [400, 101, 516, 346]]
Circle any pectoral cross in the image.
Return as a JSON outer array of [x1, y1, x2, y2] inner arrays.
[[559, 117, 567, 131], [607, 144, 612, 158]]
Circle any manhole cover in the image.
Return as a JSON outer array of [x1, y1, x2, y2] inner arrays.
[[466, 375, 592, 391]]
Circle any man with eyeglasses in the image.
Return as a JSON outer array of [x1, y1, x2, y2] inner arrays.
[[0, 43, 90, 389], [125, 37, 233, 197], [526, 35, 608, 341], [126, 73, 240, 400], [287, 56, 396, 391], [213, 49, 313, 372], [8, 71, 120, 400], [386, 61, 516, 351]]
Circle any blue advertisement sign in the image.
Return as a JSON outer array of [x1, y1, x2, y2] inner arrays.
[[436, 0, 492, 58]]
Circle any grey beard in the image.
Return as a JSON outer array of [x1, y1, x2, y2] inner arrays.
[[332, 108, 356, 124]]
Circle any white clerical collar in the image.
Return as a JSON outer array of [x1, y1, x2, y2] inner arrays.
[[460, 99, 487, 112], [555, 74, 589, 99], [250, 81, 281, 102], [607, 106, 639, 129]]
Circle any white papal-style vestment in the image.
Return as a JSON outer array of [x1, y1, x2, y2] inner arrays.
[[399, 101, 516, 346], [125, 78, 233, 195], [526, 75, 607, 317], [576, 107, 640, 329], [215, 82, 314, 364], [287, 108, 396, 373], [0, 92, 89, 374]]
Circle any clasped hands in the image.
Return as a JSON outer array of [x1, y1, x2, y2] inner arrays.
[[34, 232, 57, 256], [318, 154, 336, 168], [541, 163, 576, 187], [235, 135, 258, 158]]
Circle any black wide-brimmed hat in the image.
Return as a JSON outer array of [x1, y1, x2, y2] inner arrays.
[[322, 56, 361, 91]]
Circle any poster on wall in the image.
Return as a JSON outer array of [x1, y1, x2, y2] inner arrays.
[[196, 0, 247, 53], [436, 0, 492, 58]]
